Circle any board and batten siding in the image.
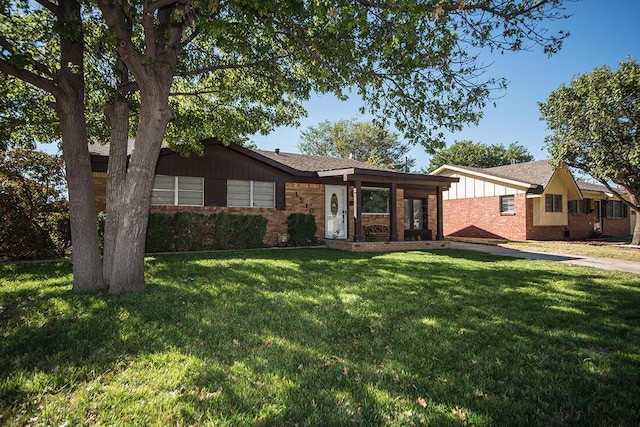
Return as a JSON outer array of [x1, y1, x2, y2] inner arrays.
[[439, 172, 527, 200]]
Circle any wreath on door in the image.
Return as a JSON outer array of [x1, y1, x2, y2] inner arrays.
[[330, 193, 339, 216]]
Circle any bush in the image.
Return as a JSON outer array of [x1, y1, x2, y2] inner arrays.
[[0, 149, 69, 261], [160, 211, 266, 252], [146, 213, 177, 252], [287, 213, 318, 246], [98, 211, 267, 253]]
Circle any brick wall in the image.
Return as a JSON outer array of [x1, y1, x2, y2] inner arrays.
[[603, 217, 631, 237], [427, 195, 437, 237], [567, 213, 600, 239], [443, 194, 528, 240], [93, 172, 107, 212], [285, 183, 325, 238]]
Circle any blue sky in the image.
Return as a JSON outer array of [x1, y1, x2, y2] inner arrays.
[[252, 0, 640, 171]]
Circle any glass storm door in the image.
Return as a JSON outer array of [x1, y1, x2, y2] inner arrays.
[[325, 185, 347, 239]]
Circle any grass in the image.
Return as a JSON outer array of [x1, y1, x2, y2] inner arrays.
[[1, 248, 639, 426], [501, 241, 639, 262], [448, 237, 639, 262]]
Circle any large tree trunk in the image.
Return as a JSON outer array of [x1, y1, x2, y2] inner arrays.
[[630, 195, 640, 246], [632, 211, 640, 246], [58, 0, 104, 293], [108, 91, 173, 294], [102, 100, 129, 287]]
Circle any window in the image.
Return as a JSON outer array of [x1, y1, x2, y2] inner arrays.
[[404, 198, 426, 229], [362, 188, 389, 214], [151, 175, 203, 206], [568, 199, 590, 214], [227, 180, 275, 208], [605, 200, 627, 218], [500, 195, 515, 214], [545, 194, 563, 212]]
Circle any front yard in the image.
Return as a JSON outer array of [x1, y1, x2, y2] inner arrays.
[[1, 248, 639, 426]]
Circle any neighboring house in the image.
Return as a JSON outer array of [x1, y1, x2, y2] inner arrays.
[[430, 160, 633, 241], [89, 139, 457, 246]]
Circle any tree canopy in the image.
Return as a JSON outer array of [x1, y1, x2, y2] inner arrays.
[[425, 140, 534, 172], [1, 0, 571, 293], [0, 148, 68, 260], [299, 119, 415, 171], [539, 58, 640, 244]]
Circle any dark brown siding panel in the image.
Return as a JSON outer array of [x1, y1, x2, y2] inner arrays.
[[205, 178, 226, 207], [276, 181, 286, 210]]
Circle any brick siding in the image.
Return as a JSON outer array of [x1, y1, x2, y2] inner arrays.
[[603, 217, 631, 237], [92, 173, 442, 245], [443, 194, 528, 241], [93, 172, 107, 212]]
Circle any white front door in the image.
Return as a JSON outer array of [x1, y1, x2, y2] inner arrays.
[[325, 185, 347, 239]]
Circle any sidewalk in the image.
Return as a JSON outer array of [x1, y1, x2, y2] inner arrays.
[[448, 242, 640, 275]]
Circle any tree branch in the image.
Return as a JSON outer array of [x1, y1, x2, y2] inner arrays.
[[96, 1, 147, 81], [144, 0, 180, 13], [33, 0, 62, 17], [440, 0, 560, 20], [180, 56, 287, 76], [143, 0, 157, 60], [598, 179, 640, 211], [0, 58, 59, 96], [0, 37, 57, 79]]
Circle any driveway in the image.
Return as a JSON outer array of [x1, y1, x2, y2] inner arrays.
[[449, 242, 640, 275]]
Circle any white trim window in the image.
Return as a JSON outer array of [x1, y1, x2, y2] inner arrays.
[[227, 180, 275, 208], [605, 200, 627, 218], [151, 175, 204, 206], [500, 195, 515, 214], [545, 194, 563, 213]]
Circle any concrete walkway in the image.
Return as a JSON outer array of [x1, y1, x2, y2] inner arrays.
[[448, 242, 640, 275]]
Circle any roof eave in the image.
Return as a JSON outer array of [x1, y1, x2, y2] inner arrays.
[[431, 164, 538, 191]]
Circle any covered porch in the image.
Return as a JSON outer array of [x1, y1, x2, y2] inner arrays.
[[318, 167, 458, 244]]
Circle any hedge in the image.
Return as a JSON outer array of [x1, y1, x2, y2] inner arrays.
[[286, 213, 319, 246], [99, 211, 267, 253]]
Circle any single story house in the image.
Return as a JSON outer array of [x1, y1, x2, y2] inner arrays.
[[89, 139, 458, 247], [430, 160, 634, 241]]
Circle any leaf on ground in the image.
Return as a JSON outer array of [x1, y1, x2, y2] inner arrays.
[[453, 406, 467, 421], [416, 397, 427, 408]]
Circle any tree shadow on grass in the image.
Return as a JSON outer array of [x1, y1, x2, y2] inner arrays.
[[1, 249, 640, 425]]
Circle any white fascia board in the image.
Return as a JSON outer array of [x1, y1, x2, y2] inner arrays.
[[431, 165, 537, 191]]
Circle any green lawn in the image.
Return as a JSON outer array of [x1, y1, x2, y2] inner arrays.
[[501, 241, 639, 262], [1, 248, 639, 426], [448, 236, 639, 262]]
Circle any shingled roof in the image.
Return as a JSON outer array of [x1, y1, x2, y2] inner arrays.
[[254, 149, 391, 173], [88, 140, 136, 157], [479, 160, 556, 187], [575, 180, 611, 193], [89, 140, 394, 174]]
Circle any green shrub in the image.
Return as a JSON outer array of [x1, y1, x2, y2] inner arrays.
[[145, 213, 176, 252], [287, 213, 318, 246], [171, 212, 209, 252], [96, 212, 106, 251], [151, 211, 266, 252], [97, 211, 267, 253], [208, 212, 268, 249]]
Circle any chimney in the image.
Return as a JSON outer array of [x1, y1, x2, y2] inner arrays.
[[275, 148, 280, 154]]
